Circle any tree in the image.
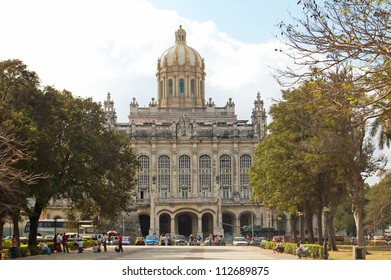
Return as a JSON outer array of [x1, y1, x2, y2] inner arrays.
[[0, 60, 138, 248], [250, 72, 382, 247], [276, 0, 390, 113], [274, 0, 389, 247], [250, 80, 348, 246], [365, 173, 391, 232], [0, 128, 45, 255]]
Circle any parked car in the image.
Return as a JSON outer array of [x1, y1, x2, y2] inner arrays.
[[44, 235, 54, 242], [160, 234, 172, 245], [233, 236, 248, 246], [369, 236, 387, 246], [122, 236, 131, 245], [109, 236, 119, 245], [145, 234, 159, 245], [134, 236, 145, 245], [204, 236, 212, 246], [272, 236, 285, 242], [173, 235, 187, 246], [249, 236, 264, 246], [335, 235, 344, 242]]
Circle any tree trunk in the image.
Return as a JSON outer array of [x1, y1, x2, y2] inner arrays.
[[27, 202, 44, 246], [352, 184, 365, 247], [290, 216, 298, 243], [317, 210, 323, 245], [300, 214, 305, 243], [328, 215, 338, 251], [0, 217, 4, 260], [11, 213, 20, 246], [307, 214, 315, 244]]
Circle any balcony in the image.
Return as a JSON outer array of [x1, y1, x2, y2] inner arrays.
[[155, 196, 217, 205]]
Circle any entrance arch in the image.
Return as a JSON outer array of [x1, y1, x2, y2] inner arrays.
[[222, 213, 235, 242], [138, 215, 150, 236], [159, 213, 171, 235], [240, 213, 252, 227], [177, 213, 193, 236], [202, 213, 213, 237]]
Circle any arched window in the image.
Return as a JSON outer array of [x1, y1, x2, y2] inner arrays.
[[179, 79, 185, 97], [138, 155, 150, 200], [179, 155, 191, 197], [219, 155, 232, 199], [199, 155, 211, 197], [240, 155, 252, 199], [168, 79, 173, 97], [158, 155, 170, 198], [160, 80, 164, 98], [190, 79, 195, 97]]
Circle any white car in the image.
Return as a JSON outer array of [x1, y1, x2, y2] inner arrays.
[[233, 236, 248, 246]]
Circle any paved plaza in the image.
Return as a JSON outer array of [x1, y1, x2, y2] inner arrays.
[[21, 244, 298, 260]]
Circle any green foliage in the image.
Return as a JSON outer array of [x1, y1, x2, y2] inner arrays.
[[260, 241, 323, 259], [365, 173, 391, 229], [0, 59, 139, 245]]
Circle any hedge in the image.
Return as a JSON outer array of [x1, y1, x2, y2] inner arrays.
[[260, 241, 323, 259]]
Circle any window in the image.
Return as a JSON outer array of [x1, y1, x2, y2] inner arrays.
[[168, 79, 173, 97], [179, 79, 185, 97], [158, 155, 170, 197], [240, 155, 252, 198], [190, 79, 195, 97], [199, 155, 211, 197], [219, 155, 232, 187], [138, 155, 150, 200], [160, 80, 164, 98], [179, 155, 191, 197]]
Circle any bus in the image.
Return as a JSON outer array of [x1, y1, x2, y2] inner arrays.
[[24, 219, 93, 237]]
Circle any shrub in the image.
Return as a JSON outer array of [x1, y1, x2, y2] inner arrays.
[[260, 241, 323, 259]]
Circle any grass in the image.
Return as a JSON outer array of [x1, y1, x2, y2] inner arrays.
[[328, 245, 391, 260]]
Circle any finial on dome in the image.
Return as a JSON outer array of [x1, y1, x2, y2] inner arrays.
[[175, 25, 187, 45]]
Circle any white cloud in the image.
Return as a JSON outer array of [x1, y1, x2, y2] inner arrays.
[[0, 0, 294, 122]]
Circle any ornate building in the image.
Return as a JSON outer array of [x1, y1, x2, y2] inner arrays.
[[103, 26, 281, 241]]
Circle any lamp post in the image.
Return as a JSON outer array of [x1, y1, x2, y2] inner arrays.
[[323, 207, 330, 260]]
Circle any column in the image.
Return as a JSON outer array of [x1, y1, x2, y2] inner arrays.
[[170, 217, 175, 237]]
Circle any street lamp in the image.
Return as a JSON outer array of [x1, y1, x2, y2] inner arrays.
[[323, 207, 330, 260]]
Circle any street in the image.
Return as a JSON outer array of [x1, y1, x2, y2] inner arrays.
[[22, 244, 298, 260]]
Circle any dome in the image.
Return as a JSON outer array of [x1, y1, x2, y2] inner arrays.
[[156, 26, 206, 109], [158, 26, 204, 69]]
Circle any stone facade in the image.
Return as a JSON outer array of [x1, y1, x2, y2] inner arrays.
[[104, 26, 289, 241]]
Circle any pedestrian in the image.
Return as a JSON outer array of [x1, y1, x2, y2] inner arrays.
[[118, 234, 123, 252], [62, 233, 69, 253], [41, 242, 51, 255], [72, 234, 77, 253], [102, 234, 107, 252], [164, 234, 168, 246], [11, 234, 17, 259], [56, 233, 63, 252], [77, 239, 84, 253]]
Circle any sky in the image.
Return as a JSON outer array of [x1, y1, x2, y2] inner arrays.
[[0, 0, 384, 185]]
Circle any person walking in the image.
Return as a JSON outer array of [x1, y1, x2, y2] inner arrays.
[[56, 233, 63, 252], [102, 234, 107, 252], [62, 233, 69, 253], [72, 234, 78, 253], [11, 234, 17, 259], [118, 234, 123, 252]]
